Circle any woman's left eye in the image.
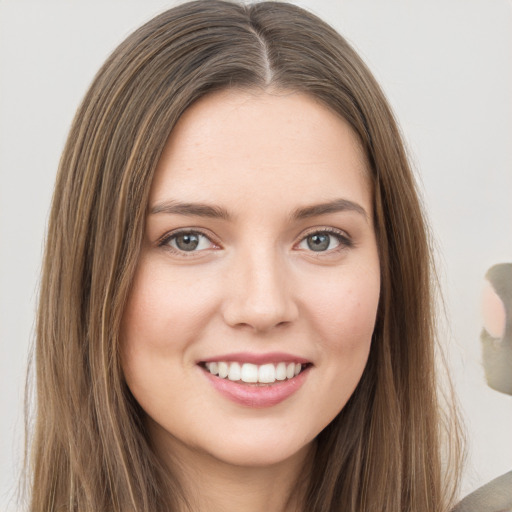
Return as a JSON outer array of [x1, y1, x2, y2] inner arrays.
[[161, 231, 215, 253], [297, 230, 351, 252]]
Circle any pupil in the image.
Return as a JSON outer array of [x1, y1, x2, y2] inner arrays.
[[307, 234, 329, 251], [176, 233, 199, 251]]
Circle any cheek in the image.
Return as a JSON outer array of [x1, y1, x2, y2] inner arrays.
[[308, 270, 380, 347], [121, 261, 219, 352], [302, 265, 379, 411], [295, 269, 379, 435], [119, 264, 212, 411]]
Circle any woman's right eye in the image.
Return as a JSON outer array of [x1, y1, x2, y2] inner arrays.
[[160, 231, 216, 253]]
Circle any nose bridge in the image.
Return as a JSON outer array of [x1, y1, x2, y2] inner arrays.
[[222, 241, 298, 331]]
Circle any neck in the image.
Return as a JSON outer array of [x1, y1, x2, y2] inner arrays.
[[180, 454, 311, 512]]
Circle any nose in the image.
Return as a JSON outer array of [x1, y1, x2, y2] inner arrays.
[[221, 247, 299, 333]]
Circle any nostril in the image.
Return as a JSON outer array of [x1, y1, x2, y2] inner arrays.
[[222, 294, 299, 332]]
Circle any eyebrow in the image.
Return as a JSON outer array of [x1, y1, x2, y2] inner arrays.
[[291, 198, 369, 222], [150, 200, 231, 220], [149, 198, 368, 222]]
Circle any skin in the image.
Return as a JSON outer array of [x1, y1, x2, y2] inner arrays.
[[120, 89, 381, 512], [482, 278, 506, 339], [481, 264, 512, 395]]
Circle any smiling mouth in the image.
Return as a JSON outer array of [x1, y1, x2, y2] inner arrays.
[[200, 361, 310, 385]]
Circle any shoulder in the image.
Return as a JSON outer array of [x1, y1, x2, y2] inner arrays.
[[452, 471, 512, 512]]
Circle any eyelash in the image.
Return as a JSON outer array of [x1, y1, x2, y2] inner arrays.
[[157, 229, 218, 257], [297, 227, 353, 254], [157, 227, 353, 256]]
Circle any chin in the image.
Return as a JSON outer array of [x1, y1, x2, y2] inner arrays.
[[204, 436, 315, 469]]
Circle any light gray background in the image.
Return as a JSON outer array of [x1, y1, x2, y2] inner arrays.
[[1, 1, 511, 510]]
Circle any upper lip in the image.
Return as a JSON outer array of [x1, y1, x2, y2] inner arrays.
[[199, 352, 311, 365]]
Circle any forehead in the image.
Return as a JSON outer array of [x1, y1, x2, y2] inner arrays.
[[150, 89, 371, 215]]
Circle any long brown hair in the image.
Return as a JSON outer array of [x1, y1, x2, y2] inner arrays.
[[27, 1, 463, 510]]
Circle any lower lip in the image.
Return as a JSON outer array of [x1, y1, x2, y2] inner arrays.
[[201, 366, 310, 408]]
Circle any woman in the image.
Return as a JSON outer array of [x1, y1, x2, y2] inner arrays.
[[27, 1, 463, 510]]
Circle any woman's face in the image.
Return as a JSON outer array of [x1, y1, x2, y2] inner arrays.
[[121, 89, 380, 470]]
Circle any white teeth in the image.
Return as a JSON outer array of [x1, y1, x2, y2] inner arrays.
[[228, 362, 241, 381], [204, 360, 305, 383], [258, 363, 276, 383], [218, 361, 229, 378], [241, 363, 258, 383], [276, 362, 287, 381]]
